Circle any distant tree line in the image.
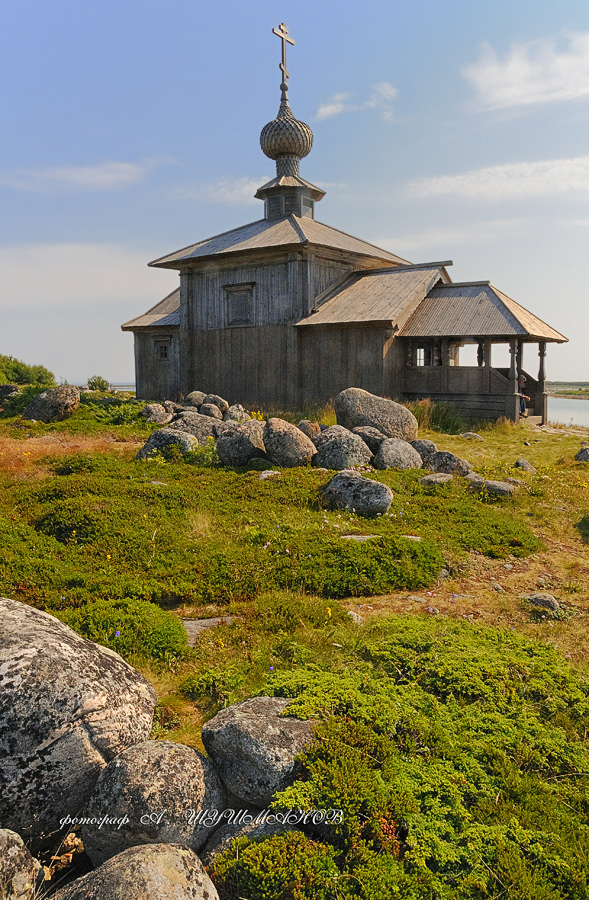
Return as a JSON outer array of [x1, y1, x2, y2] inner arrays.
[[0, 354, 55, 386]]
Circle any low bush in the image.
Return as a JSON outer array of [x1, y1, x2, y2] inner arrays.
[[0, 353, 55, 386], [57, 596, 188, 663], [87, 375, 110, 391]]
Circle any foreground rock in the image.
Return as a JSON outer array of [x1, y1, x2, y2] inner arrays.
[[353, 425, 388, 453], [524, 592, 560, 611], [334, 388, 418, 441], [420, 473, 453, 486], [216, 420, 267, 467], [223, 403, 250, 423], [141, 403, 173, 425], [136, 427, 197, 459], [514, 458, 537, 474], [21, 385, 80, 423], [169, 411, 217, 443], [374, 438, 422, 470], [322, 470, 393, 517], [202, 393, 229, 413], [575, 448, 589, 462], [297, 419, 321, 439], [430, 450, 472, 476], [52, 844, 218, 900], [202, 697, 314, 807], [0, 598, 156, 843], [312, 427, 372, 470], [199, 402, 223, 419], [263, 418, 316, 468], [0, 829, 42, 900], [410, 439, 438, 467], [470, 479, 514, 497], [186, 390, 207, 407], [82, 741, 225, 865]]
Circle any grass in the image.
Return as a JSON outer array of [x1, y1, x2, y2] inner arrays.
[[1, 400, 589, 898]]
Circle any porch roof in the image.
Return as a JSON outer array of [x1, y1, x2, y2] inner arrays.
[[121, 288, 180, 331], [399, 282, 567, 342]]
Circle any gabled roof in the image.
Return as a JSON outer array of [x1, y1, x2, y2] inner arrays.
[[121, 288, 180, 331], [296, 263, 451, 327], [400, 282, 568, 342], [148, 215, 409, 268]]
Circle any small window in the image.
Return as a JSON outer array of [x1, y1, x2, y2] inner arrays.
[[416, 347, 425, 366], [416, 344, 431, 366], [302, 197, 314, 218], [225, 283, 255, 326], [155, 339, 170, 360]]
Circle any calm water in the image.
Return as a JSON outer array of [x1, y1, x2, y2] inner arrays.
[[548, 396, 589, 427]]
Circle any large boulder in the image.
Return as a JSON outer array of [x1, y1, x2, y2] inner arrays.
[[141, 403, 173, 425], [312, 428, 372, 470], [0, 598, 156, 843], [202, 393, 229, 413], [263, 418, 316, 468], [201, 697, 314, 808], [430, 450, 472, 476], [322, 470, 393, 517], [334, 388, 418, 441], [575, 448, 589, 462], [169, 411, 217, 444], [51, 844, 219, 900], [135, 427, 197, 459], [21, 385, 80, 423], [352, 426, 388, 454], [223, 404, 250, 424], [217, 420, 267, 467], [410, 439, 438, 467], [81, 740, 225, 866], [374, 438, 422, 470], [0, 829, 42, 900]]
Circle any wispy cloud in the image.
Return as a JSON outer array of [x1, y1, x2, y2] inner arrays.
[[316, 81, 398, 120], [177, 176, 270, 205], [373, 219, 526, 256], [0, 243, 176, 311], [410, 155, 589, 201], [464, 33, 589, 110], [0, 160, 161, 193]]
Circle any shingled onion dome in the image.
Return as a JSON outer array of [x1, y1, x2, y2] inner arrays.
[[260, 98, 313, 178]]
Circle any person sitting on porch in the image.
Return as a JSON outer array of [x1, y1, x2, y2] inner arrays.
[[518, 375, 530, 417]]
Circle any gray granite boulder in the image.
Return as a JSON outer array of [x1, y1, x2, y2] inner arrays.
[[313, 429, 372, 470], [470, 479, 515, 497], [136, 427, 197, 459], [461, 432, 484, 440], [312, 424, 351, 449], [524, 592, 560, 611], [0, 829, 42, 900], [141, 403, 173, 425], [374, 438, 422, 470], [430, 450, 472, 476], [0, 598, 156, 843], [52, 844, 219, 900], [81, 740, 225, 865], [352, 425, 388, 454], [297, 419, 321, 439], [263, 418, 316, 468], [186, 390, 207, 407], [514, 458, 537, 474], [334, 387, 418, 440], [322, 470, 393, 517], [420, 473, 453, 486], [162, 400, 184, 413], [169, 411, 217, 443], [223, 403, 250, 424], [216, 420, 267, 467], [199, 402, 223, 419], [201, 819, 295, 867], [202, 697, 314, 808], [410, 439, 438, 467], [0, 384, 20, 401], [21, 385, 80, 423], [202, 393, 229, 413], [575, 448, 589, 462]]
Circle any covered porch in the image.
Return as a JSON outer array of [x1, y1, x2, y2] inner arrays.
[[398, 281, 568, 425]]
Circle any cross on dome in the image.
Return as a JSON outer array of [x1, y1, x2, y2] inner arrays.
[[272, 22, 295, 99]]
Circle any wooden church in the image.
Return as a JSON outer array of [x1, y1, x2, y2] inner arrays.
[[122, 24, 567, 424]]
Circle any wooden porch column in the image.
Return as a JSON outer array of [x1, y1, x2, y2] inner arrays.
[[536, 340, 548, 423], [516, 339, 524, 376], [477, 340, 484, 367], [505, 338, 520, 422], [483, 338, 492, 367]]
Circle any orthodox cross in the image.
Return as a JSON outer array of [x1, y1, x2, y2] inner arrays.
[[272, 22, 295, 91]]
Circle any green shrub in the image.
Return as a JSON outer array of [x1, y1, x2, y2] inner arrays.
[[58, 596, 188, 663], [0, 353, 55, 386], [210, 831, 341, 900], [87, 375, 110, 391]]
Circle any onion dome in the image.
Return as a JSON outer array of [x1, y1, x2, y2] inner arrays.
[[260, 100, 313, 177]]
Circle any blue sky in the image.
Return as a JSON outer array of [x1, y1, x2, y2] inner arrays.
[[1, 0, 588, 382]]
